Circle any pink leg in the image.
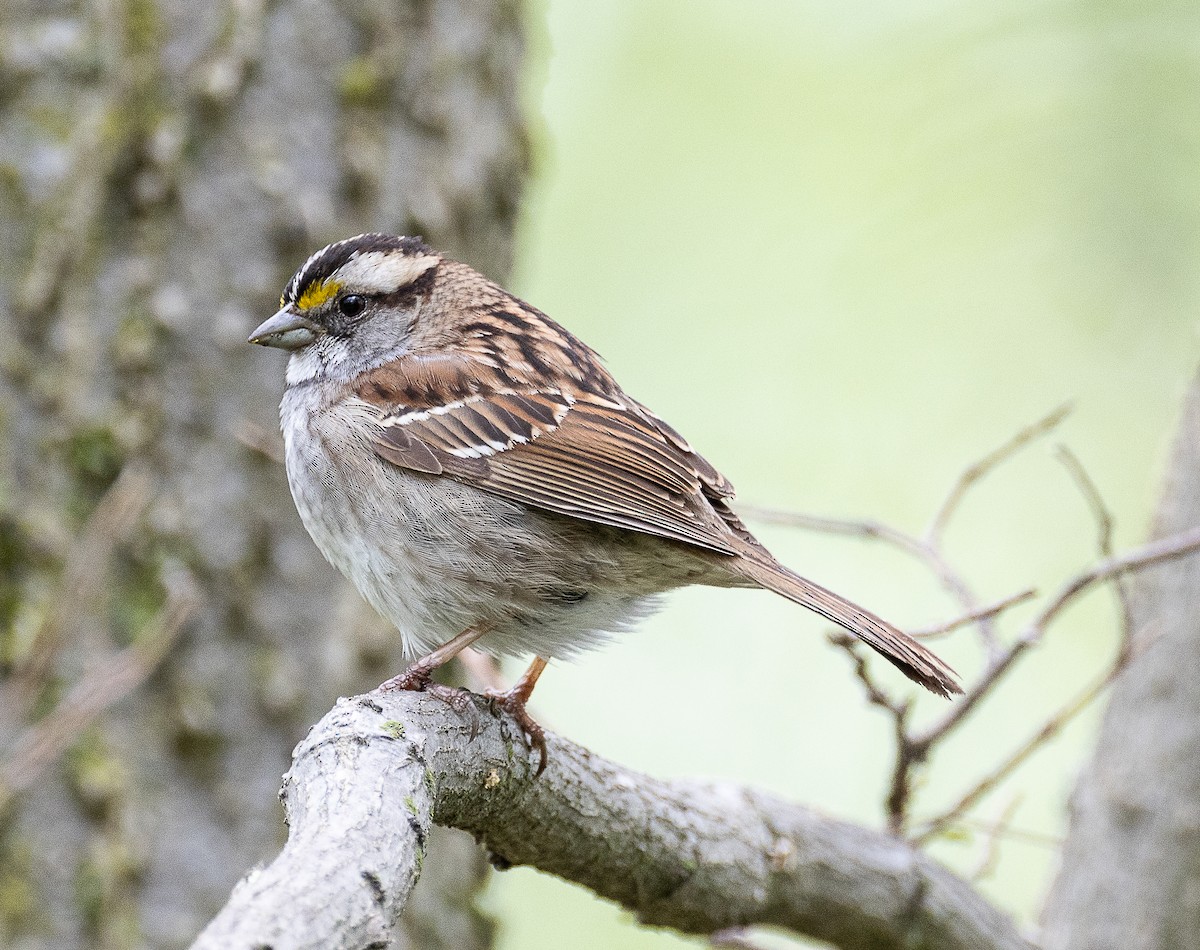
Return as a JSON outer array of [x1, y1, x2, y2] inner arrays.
[[380, 624, 492, 692]]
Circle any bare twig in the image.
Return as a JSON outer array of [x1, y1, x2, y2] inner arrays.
[[969, 796, 1022, 883], [740, 506, 968, 607], [910, 589, 1038, 639], [829, 635, 918, 833], [915, 667, 1115, 845], [750, 409, 1199, 841], [1055, 447, 1115, 555], [952, 817, 1061, 850], [828, 633, 904, 716], [1056, 446, 1134, 657], [925, 404, 1072, 545], [744, 404, 1066, 660], [1030, 530, 1200, 628], [908, 529, 1200, 841], [738, 506, 928, 558], [913, 525, 1200, 752], [743, 503, 997, 658], [756, 410, 1084, 833]]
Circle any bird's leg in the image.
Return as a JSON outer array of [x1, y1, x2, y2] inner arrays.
[[485, 656, 549, 776], [381, 623, 492, 692]]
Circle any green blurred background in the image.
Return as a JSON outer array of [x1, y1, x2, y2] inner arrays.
[[485, 1, 1199, 946]]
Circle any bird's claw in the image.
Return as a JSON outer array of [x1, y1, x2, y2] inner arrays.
[[485, 687, 548, 777]]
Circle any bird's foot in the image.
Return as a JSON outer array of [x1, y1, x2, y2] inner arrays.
[[379, 661, 435, 692], [485, 682, 548, 777], [379, 663, 466, 708], [379, 624, 493, 694]]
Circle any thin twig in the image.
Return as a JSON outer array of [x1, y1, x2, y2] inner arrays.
[[740, 506, 969, 607], [738, 506, 929, 559], [921, 404, 1071, 659], [828, 633, 903, 716], [1055, 447, 1115, 555], [970, 796, 1022, 883], [831, 634, 919, 834], [744, 410, 1188, 842], [910, 452, 1142, 845], [952, 816, 1061, 850], [910, 589, 1038, 639], [912, 525, 1200, 751], [1056, 446, 1134, 657], [745, 403, 1068, 660], [767, 410, 1083, 833], [885, 702, 917, 835], [925, 403, 1072, 545], [914, 666, 1115, 845], [1030, 527, 1200, 636]]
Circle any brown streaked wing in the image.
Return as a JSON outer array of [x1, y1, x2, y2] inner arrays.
[[373, 390, 575, 463], [627, 395, 736, 500], [366, 385, 741, 555]]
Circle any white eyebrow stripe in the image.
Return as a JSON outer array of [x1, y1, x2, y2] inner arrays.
[[332, 251, 439, 294]]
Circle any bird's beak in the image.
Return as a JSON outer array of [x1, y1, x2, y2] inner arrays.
[[248, 307, 320, 350]]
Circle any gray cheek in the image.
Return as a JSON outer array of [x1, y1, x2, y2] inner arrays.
[[354, 314, 414, 360]]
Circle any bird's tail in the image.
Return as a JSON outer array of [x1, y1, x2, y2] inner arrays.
[[735, 554, 961, 698]]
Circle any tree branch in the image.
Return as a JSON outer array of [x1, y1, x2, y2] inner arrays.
[[925, 403, 1072, 545], [911, 524, 1200, 752], [192, 689, 1033, 950]]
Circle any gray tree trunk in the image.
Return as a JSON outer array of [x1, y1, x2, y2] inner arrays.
[[1040, 371, 1200, 949], [0, 1, 527, 947]]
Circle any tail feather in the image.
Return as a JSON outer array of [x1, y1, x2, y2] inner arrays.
[[736, 555, 962, 698]]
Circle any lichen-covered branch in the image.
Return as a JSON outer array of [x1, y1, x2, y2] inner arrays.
[[193, 688, 1032, 950]]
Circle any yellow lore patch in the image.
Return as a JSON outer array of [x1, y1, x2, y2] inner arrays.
[[296, 279, 342, 311]]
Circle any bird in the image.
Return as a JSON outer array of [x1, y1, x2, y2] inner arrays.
[[249, 233, 961, 771]]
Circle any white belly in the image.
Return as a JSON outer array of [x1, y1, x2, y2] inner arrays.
[[280, 386, 669, 659]]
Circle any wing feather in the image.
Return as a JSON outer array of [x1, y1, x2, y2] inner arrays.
[[356, 361, 739, 555], [373, 425, 443, 474]]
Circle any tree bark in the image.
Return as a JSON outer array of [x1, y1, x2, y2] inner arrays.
[[195, 689, 1034, 950], [0, 1, 526, 947], [1040, 370, 1200, 949]]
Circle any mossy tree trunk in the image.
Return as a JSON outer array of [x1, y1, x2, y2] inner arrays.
[[0, 1, 527, 947]]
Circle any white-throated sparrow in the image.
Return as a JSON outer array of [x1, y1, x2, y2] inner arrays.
[[250, 234, 960, 769]]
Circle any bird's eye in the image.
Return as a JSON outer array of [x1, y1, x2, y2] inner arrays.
[[338, 294, 366, 318]]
